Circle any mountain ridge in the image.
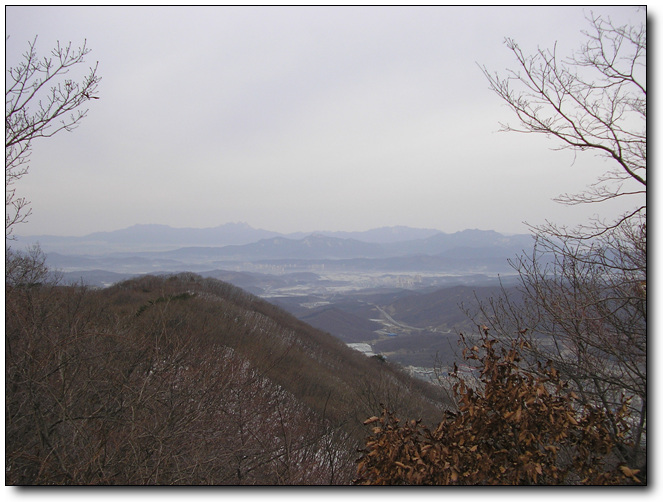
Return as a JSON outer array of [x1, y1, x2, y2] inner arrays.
[[15, 222, 526, 254], [6, 271, 445, 484], [149, 231, 533, 263]]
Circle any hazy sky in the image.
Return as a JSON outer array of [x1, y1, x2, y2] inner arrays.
[[6, 5, 646, 237]]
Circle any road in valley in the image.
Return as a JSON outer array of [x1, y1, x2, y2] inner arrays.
[[371, 304, 425, 332]]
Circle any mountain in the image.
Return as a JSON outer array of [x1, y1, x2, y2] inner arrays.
[[387, 229, 533, 256], [20, 224, 534, 288], [287, 226, 442, 243], [16, 223, 445, 254], [381, 284, 514, 329], [159, 234, 387, 261], [6, 272, 445, 484], [16, 222, 283, 254], [202, 269, 326, 296], [45, 251, 191, 274], [299, 306, 383, 343], [148, 231, 532, 269], [18, 224, 533, 268]]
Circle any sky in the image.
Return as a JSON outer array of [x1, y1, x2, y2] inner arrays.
[[5, 4, 647, 237]]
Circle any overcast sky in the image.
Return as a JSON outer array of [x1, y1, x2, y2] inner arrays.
[[6, 5, 646, 237]]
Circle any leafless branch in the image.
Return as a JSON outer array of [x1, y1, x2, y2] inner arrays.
[[5, 36, 101, 239], [479, 12, 645, 216]]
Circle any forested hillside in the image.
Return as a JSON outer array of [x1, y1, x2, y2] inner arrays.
[[5, 6, 645, 487], [5, 271, 445, 485]]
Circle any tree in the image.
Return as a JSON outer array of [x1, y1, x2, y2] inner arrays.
[[8, 273, 410, 485], [5, 36, 101, 239], [359, 11, 648, 485], [480, 11, 645, 228], [477, 212, 646, 469], [473, 10, 646, 472], [5, 243, 51, 287], [355, 328, 641, 485]]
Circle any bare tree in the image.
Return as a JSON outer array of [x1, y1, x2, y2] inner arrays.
[[5, 36, 101, 239], [5, 273, 369, 485], [475, 10, 647, 473], [480, 11, 645, 231], [478, 216, 646, 469], [5, 243, 51, 286]]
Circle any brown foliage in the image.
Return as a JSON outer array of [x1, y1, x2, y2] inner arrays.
[[477, 216, 647, 474], [355, 328, 641, 485], [478, 12, 647, 471]]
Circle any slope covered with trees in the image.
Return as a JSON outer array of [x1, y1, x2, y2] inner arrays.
[[5, 268, 444, 485]]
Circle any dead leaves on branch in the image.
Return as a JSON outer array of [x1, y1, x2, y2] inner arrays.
[[355, 328, 640, 485]]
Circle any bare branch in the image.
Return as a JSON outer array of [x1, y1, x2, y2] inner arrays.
[[5, 36, 101, 239], [476, 12, 647, 472], [479, 11, 646, 217]]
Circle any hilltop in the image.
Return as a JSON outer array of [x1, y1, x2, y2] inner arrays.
[[6, 272, 445, 485]]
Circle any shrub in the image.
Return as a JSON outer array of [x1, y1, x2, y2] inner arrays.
[[355, 328, 641, 485]]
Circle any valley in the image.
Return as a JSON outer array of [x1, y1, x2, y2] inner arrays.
[[20, 223, 528, 381], [270, 279, 519, 379]]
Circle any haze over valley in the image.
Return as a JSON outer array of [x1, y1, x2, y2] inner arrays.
[[17, 222, 529, 378]]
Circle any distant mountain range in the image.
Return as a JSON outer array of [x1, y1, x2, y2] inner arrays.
[[16, 222, 283, 253], [17, 223, 531, 257], [149, 230, 533, 263], [16, 223, 535, 281], [16, 222, 444, 254]]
